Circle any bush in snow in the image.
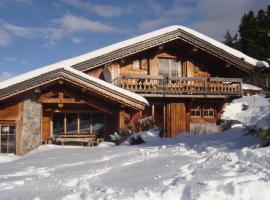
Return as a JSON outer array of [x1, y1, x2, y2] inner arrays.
[[255, 128, 270, 146], [135, 116, 155, 131], [245, 126, 270, 147]]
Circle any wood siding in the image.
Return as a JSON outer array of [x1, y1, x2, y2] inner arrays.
[[0, 102, 20, 122]]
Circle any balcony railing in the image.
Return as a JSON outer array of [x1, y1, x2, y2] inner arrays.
[[120, 74, 242, 97]]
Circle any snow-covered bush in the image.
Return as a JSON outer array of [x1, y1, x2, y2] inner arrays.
[[135, 116, 155, 131], [245, 126, 270, 147], [256, 129, 270, 146]]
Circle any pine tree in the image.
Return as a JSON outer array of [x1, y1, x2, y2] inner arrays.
[[223, 30, 239, 49], [223, 5, 270, 90], [238, 11, 258, 58]]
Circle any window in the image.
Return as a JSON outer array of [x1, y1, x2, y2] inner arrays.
[[80, 113, 91, 134], [171, 59, 181, 77], [92, 113, 104, 136], [158, 58, 181, 77], [190, 107, 201, 117], [0, 124, 16, 154], [66, 113, 78, 133], [190, 105, 215, 118], [53, 113, 65, 135], [53, 112, 104, 135], [203, 108, 215, 118], [158, 58, 170, 76], [132, 60, 140, 70]]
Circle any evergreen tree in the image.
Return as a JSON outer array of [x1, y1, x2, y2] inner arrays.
[[223, 30, 239, 49], [223, 5, 270, 90]]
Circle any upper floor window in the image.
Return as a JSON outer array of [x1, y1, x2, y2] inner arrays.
[[132, 60, 140, 70], [158, 58, 181, 77]]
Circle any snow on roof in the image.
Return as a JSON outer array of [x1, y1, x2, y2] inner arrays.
[[64, 67, 149, 105], [0, 25, 268, 91], [242, 83, 262, 91]]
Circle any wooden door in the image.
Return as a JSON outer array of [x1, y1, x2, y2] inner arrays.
[[42, 111, 51, 140], [165, 103, 186, 137]]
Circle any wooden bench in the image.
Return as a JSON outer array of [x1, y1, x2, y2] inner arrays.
[[53, 134, 104, 146]]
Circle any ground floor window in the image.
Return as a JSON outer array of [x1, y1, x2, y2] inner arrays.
[[53, 112, 104, 136], [190, 104, 215, 118], [0, 124, 16, 154]]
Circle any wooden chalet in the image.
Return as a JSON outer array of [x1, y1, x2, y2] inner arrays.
[[0, 25, 268, 155]]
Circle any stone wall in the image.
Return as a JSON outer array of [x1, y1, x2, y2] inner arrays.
[[20, 95, 42, 154], [190, 123, 221, 135]]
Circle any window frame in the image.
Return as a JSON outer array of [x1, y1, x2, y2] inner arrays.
[[52, 112, 105, 135], [132, 60, 140, 70], [0, 124, 16, 154], [190, 104, 215, 118], [202, 107, 215, 118], [158, 58, 182, 77]]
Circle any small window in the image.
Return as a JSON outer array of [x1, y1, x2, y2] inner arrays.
[[0, 124, 16, 154], [203, 108, 215, 118], [190, 107, 201, 117], [132, 60, 140, 70]]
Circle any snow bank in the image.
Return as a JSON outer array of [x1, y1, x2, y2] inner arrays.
[[123, 128, 162, 145], [127, 127, 260, 150], [97, 142, 116, 147], [222, 96, 270, 126], [242, 83, 262, 91], [0, 154, 19, 164], [256, 113, 270, 129]]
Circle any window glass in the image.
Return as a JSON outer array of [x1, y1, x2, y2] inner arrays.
[[132, 60, 140, 70], [0, 125, 16, 154], [171, 59, 181, 77], [80, 113, 91, 134], [92, 113, 104, 136], [53, 113, 65, 135], [66, 113, 78, 134], [195, 110, 201, 116], [158, 59, 169, 76]]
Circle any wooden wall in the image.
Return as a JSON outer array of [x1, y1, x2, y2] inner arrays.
[[84, 45, 219, 83], [0, 102, 20, 122]]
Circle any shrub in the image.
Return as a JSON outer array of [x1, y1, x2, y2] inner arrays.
[[245, 126, 270, 146], [255, 128, 270, 146], [135, 116, 155, 131]]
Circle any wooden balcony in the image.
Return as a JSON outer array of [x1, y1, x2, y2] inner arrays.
[[120, 74, 242, 98]]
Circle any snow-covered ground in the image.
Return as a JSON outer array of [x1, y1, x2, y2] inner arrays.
[[0, 128, 269, 200], [0, 95, 270, 200]]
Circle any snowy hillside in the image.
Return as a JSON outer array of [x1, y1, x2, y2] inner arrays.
[[0, 128, 270, 200]]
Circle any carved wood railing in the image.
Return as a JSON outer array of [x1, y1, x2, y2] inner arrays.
[[120, 74, 242, 96]]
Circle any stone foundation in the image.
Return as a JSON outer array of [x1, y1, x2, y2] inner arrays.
[[190, 123, 221, 135]]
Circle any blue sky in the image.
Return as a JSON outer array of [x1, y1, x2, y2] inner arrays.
[[0, 0, 268, 80]]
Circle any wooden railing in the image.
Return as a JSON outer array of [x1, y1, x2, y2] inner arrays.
[[120, 74, 242, 97]]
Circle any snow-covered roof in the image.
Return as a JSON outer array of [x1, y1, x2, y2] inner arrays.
[[0, 25, 268, 91], [64, 67, 149, 105], [242, 83, 262, 91]]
